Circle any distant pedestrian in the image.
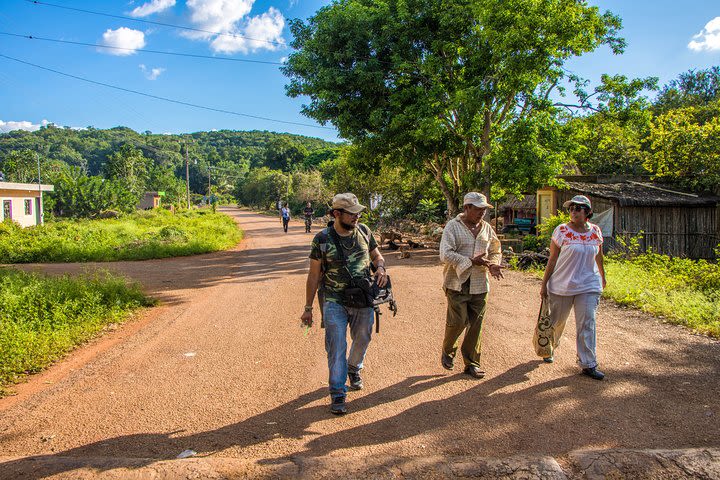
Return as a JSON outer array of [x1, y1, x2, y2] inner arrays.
[[303, 202, 314, 233], [540, 194, 607, 380], [280, 203, 291, 233], [439, 192, 503, 379]]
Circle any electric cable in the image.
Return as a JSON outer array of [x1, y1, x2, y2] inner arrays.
[[24, 0, 286, 47], [0, 32, 284, 65], [0, 53, 333, 130]]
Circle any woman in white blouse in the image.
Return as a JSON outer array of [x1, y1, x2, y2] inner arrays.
[[540, 195, 607, 380]]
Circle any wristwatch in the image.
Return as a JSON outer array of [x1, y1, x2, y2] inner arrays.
[[304, 305, 313, 312]]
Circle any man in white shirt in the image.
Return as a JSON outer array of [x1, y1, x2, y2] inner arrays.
[[439, 192, 503, 378]]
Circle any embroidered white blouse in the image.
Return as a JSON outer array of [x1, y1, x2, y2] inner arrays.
[[547, 222, 604, 296]]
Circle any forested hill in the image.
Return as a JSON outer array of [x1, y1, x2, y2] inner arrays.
[[0, 126, 340, 177]]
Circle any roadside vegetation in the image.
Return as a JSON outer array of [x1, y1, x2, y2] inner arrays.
[[0, 269, 152, 396], [0, 209, 243, 263], [603, 253, 720, 337]]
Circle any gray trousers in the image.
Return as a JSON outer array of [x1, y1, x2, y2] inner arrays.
[[547, 292, 601, 369]]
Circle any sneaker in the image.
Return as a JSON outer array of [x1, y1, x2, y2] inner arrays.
[[463, 365, 486, 379], [441, 353, 454, 370], [582, 367, 605, 381], [543, 356, 554, 363], [348, 371, 363, 391], [330, 396, 347, 415]]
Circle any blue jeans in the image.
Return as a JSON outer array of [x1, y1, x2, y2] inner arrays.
[[323, 301, 374, 400]]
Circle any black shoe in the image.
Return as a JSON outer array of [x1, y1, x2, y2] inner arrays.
[[582, 367, 605, 380], [348, 371, 363, 391], [463, 365, 486, 379], [330, 396, 347, 415], [441, 353, 454, 370]]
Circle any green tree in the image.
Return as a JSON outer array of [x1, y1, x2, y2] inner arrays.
[[646, 101, 720, 194], [0, 149, 38, 183], [284, 0, 625, 213], [48, 168, 137, 217], [264, 137, 308, 172], [103, 145, 150, 196], [235, 167, 291, 208], [291, 170, 328, 206], [654, 67, 720, 114], [147, 165, 186, 207], [564, 111, 652, 175], [560, 74, 657, 175]]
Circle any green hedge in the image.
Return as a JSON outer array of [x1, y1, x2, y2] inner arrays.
[[0, 209, 243, 263], [0, 269, 152, 393]]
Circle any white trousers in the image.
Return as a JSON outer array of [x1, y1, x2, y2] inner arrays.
[[547, 292, 600, 369]]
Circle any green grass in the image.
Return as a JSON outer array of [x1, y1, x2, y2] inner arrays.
[[0, 269, 153, 395], [602, 254, 720, 337], [519, 253, 720, 338], [0, 209, 243, 263]]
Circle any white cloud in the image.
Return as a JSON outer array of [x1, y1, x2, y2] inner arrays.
[[210, 7, 285, 54], [185, 0, 254, 40], [0, 119, 50, 133], [129, 0, 175, 17], [139, 64, 166, 80], [689, 17, 720, 52], [183, 0, 285, 54], [98, 27, 146, 55]]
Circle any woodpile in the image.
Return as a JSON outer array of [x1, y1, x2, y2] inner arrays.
[[512, 249, 550, 270]]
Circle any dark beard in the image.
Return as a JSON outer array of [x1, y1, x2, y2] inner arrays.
[[339, 219, 356, 230]]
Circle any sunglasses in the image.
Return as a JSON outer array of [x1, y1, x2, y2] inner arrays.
[[339, 209, 361, 217], [568, 204, 590, 213]]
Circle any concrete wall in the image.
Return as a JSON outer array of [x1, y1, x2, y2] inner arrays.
[[0, 191, 42, 227]]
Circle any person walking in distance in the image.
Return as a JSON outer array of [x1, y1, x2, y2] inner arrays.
[[540, 194, 607, 380], [280, 202, 291, 233], [300, 193, 388, 415], [303, 202, 314, 233], [439, 192, 503, 379]]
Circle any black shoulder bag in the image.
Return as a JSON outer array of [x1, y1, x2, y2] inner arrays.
[[327, 227, 398, 332], [328, 227, 374, 309]]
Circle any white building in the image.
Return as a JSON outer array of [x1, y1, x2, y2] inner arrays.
[[0, 182, 55, 227]]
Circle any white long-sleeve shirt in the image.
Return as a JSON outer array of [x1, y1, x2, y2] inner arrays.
[[439, 215, 502, 295]]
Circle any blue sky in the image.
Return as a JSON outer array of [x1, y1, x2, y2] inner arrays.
[[1, 0, 719, 142]]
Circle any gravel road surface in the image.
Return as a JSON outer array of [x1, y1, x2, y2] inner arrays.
[[1, 208, 718, 478]]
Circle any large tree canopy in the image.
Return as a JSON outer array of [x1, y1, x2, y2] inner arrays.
[[284, 0, 624, 212]]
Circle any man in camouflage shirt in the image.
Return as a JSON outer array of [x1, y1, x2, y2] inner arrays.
[[301, 193, 387, 415]]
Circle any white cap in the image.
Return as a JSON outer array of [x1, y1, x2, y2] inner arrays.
[[463, 192, 493, 209]]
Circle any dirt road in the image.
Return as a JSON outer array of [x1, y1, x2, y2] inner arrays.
[[1, 208, 719, 477]]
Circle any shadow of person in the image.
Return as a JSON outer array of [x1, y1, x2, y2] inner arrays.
[[290, 361, 541, 459], [0, 375, 470, 479]]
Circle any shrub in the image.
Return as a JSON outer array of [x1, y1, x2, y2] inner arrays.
[[0, 209, 242, 263], [536, 212, 570, 248], [522, 234, 543, 252], [0, 269, 152, 392]]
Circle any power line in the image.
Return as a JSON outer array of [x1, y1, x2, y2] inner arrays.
[[0, 32, 283, 65], [25, 0, 287, 48], [0, 53, 333, 130]]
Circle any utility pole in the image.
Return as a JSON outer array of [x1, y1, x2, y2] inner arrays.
[[208, 167, 212, 198], [185, 142, 191, 209], [36, 152, 44, 225]]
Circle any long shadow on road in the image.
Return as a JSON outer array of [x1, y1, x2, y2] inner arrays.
[[3, 347, 719, 479]]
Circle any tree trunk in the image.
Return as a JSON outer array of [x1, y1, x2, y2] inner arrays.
[[425, 154, 459, 218]]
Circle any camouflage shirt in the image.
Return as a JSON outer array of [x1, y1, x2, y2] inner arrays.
[[309, 223, 378, 304]]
